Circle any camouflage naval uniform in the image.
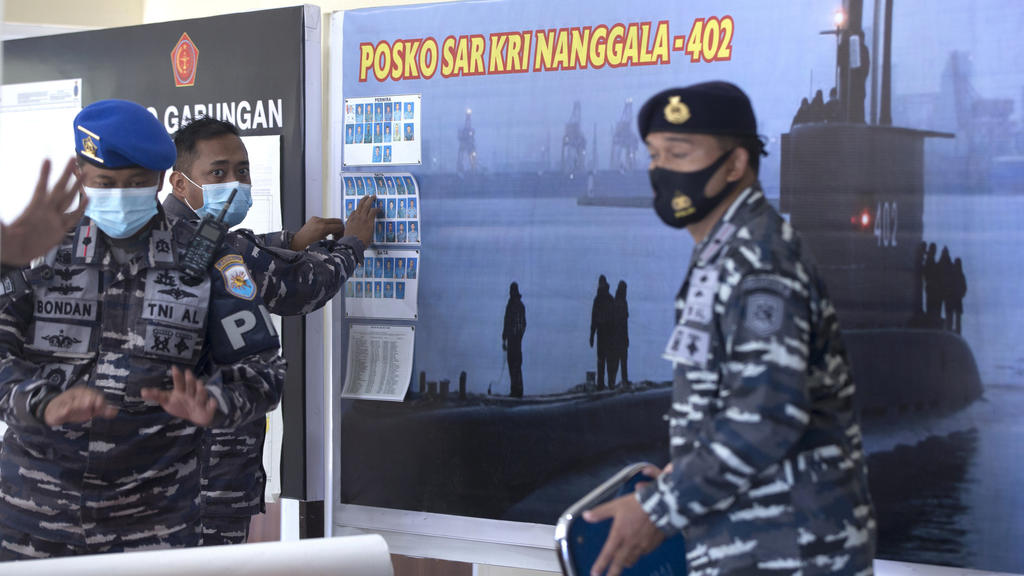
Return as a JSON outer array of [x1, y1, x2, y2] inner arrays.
[[637, 186, 876, 576], [163, 195, 363, 544], [0, 209, 285, 560], [0, 267, 37, 315]]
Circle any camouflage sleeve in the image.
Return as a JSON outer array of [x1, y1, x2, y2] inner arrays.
[[203, 348, 286, 430], [0, 267, 33, 314], [203, 253, 287, 429], [235, 229, 363, 317], [253, 230, 294, 251], [637, 271, 812, 534], [0, 293, 58, 432]]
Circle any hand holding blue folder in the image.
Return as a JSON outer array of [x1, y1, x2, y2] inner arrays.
[[554, 463, 687, 576]]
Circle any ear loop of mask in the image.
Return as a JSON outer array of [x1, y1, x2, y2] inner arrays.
[[176, 171, 204, 213]]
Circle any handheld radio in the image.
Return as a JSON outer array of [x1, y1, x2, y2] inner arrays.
[[180, 188, 236, 287]]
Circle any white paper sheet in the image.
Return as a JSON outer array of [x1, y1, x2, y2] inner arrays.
[[342, 324, 415, 402], [0, 79, 82, 224], [2, 534, 394, 576], [236, 134, 283, 235]]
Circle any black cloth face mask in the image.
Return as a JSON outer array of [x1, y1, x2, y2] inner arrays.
[[650, 148, 738, 229]]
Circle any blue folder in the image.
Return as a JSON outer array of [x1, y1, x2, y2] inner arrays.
[[554, 463, 688, 576]]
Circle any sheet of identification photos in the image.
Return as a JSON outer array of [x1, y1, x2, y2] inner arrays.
[[343, 172, 421, 320], [342, 324, 415, 402], [342, 172, 421, 247], [345, 247, 420, 321], [343, 95, 421, 166]]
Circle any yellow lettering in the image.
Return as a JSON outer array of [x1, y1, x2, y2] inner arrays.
[[570, 27, 591, 69], [441, 36, 457, 77], [589, 26, 608, 69], [359, 43, 374, 82], [470, 35, 487, 75], [607, 24, 625, 67], [652, 21, 670, 64], [489, 33, 507, 73], [421, 37, 439, 79], [534, 29, 556, 71]]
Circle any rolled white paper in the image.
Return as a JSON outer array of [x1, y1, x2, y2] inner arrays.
[[4, 534, 393, 576]]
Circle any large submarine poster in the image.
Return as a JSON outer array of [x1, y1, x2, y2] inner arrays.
[[334, 0, 1024, 572]]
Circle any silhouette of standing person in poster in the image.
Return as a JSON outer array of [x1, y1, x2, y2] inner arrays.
[[938, 246, 954, 331], [590, 275, 615, 390], [913, 241, 926, 322], [503, 282, 526, 398], [951, 257, 967, 334], [611, 280, 630, 388], [924, 243, 940, 327]]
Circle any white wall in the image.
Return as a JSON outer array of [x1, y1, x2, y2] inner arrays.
[[5, 0, 143, 27]]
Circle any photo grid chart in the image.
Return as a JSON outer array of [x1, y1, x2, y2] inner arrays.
[[343, 172, 420, 247], [342, 95, 421, 166]]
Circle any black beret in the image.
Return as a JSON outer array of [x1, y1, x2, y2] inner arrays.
[[637, 81, 757, 140]]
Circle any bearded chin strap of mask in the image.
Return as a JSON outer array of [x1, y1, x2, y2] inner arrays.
[[649, 148, 739, 229]]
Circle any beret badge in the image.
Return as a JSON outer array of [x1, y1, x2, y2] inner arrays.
[[664, 96, 691, 125]]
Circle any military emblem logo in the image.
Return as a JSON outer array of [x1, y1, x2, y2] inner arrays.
[[225, 264, 256, 300], [154, 270, 178, 287], [664, 96, 691, 125], [672, 193, 695, 217], [152, 334, 171, 353], [171, 32, 199, 88], [41, 329, 82, 350], [77, 126, 103, 164], [174, 336, 191, 355], [47, 284, 84, 296], [744, 293, 784, 336], [54, 268, 86, 282], [45, 367, 69, 387], [158, 286, 198, 301], [216, 255, 256, 300]]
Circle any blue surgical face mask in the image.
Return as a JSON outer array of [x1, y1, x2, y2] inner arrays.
[[83, 186, 159, 239], [180, 172, 253, 227]]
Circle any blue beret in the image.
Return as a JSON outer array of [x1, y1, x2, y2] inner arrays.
[[74, 99, 176, 170], [638, 81, 757, 141]]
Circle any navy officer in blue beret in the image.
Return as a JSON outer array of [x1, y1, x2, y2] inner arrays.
[[585, 82, 876, 576], [0, 99, 285, 560]]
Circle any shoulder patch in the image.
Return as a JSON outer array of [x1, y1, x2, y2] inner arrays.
[[216, 254, 256, 301], [743, 293, 784, 337]]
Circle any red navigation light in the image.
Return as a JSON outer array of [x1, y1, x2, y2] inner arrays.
[[859, 210, 871, 228]]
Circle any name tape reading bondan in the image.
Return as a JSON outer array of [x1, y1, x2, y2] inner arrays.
[[359, 17, 735, 82]]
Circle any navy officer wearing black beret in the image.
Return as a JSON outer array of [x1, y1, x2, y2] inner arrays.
[[0, 99, 285, 560], [584, 82, 876, 576]]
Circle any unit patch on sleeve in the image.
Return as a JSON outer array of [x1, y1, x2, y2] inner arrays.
[[743, 293, 784, 337], [215, 254, 256, 301]]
